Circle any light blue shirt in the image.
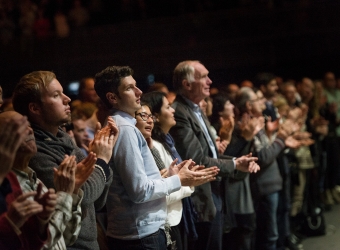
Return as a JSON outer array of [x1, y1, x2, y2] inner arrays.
[[106, 110, 181, 240], [182, 97, 218, 159]]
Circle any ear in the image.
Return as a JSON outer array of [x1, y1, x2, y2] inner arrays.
[[28, 102, 41, 115], [106, 92, 118, 106], [246, 100, 252, 112], [182, 79, 191, 91], [260, 84, 266, 93]]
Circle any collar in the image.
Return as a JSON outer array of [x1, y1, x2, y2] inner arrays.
[[12, 167, 37, 184], [181, 95, 201, 113], [111, 108, 137, 126]]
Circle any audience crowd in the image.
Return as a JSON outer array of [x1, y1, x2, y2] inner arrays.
[[0, 61, 340, 250]]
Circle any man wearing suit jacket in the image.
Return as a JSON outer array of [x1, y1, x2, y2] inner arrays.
[[170, 60, 260, 250]]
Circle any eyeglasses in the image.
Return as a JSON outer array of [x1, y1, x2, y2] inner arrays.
[[136, 112, 155, 121]]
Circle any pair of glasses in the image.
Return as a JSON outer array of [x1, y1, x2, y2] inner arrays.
[[136, 112, 155, 121]]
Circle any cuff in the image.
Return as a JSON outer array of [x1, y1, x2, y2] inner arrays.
[[95, 158, 111, 182]]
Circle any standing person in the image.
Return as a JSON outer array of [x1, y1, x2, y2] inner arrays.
[[141, 91, 203, 250], [12, 71, 119, 250], [94, 65, 219, 250], [170, 60, 260, 250]]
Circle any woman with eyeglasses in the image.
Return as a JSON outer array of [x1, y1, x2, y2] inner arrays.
[[139, 91, 203, 250]]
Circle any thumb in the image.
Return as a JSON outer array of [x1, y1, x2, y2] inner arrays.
[[95, 122, 102, 132]]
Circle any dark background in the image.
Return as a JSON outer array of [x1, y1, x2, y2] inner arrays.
[[1, 0, 340, 98]]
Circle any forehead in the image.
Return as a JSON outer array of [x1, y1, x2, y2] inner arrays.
[[85, 79, 95, 88], [44, 78, 62, 93], [0, 111, 22, 121], [285, 85, 296, 91], [137, 105, 151, 114], [73, 119, 86, 127], [119, 75, 136, 88], [267, 79, 277, 86], [192, 62, 209, 76]]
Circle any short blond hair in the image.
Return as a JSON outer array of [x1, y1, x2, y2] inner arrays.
[[12, 71, 56, 117]]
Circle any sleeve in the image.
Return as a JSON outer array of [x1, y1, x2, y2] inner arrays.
[[30, 143, 110, 209], [42, 188, 83, 248], [170, 104, 235, 177], [253, 130, 285, 169], [166, 186, 194, 205], [112, 125, 181, 203], [63, 189, 83, 246]]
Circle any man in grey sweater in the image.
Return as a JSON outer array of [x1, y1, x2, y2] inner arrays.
[[12, 71, 118, 250]]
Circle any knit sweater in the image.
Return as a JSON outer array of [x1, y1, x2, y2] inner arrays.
[[29, 124, 112, 250]]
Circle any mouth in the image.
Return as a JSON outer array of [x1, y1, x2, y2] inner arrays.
[[25, 136, 35, 142], [145, 126, 152, 132]]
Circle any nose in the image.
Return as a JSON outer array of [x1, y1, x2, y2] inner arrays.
[[27, 126, 33, 135], [207, 76, 212, 84], [135, 86, 143, 96], [63, 93, 71, 103]]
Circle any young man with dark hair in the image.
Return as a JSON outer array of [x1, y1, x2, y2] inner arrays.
[[94, 65, 219, 250]]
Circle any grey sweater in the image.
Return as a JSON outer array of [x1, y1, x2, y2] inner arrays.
[[29, 125, 112, 250]]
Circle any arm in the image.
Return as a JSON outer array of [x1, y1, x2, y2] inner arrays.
[[253, 129, 286, 169], [166, 186, 194, 205], [170, 103, 235, 177], [112, 124, 181, 203]]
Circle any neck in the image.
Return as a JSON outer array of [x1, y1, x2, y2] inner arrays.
[[13, 153, 31, 172], [182, 93, 202, 105], [31, 118, 59, 136]]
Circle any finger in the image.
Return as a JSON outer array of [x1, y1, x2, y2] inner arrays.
[[95, 122, 102, 132], [35, 182, 43, 200], [169, 159, 179, 168], [16, 191, 37, 202]]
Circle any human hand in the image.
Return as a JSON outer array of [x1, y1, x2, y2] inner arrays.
[[219, 116, 234, 142], [6, 191, 43, 228], [53, 155, 77, 194], [235, 153, 260, 173], [265, 116, 279, 134], [216, 137, 228, 154], [35, 183, 57, 221], [89, 117, 119, 163], [285, 136, 301, 149], [177, 159, 219, 186], [160, 168, 168, 178], [75, 152, 97, 192], [239, 114, 264, 140], [0, 115, 29, 182]]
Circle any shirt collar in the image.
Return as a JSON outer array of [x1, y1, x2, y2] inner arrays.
[[12, 167, 37, 184], [111, 108, 137, 125], [181, 95, 201, 113]]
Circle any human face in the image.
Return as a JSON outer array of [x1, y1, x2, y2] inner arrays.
[[187, 62, 212, 104], [284, 85, 297, 106], [135, 105, 154, 139], [18, 124, 37, 156], [83, 78, 99, 103], [156, 97, 176, 134], [249, 91, 264, 117], [263, 79, 278, 99], [115, 76, 143, 116], [72, 119, 90, 148], [324, 72, 336, 89], [219, 100, 235, 119], [39, 78, 71, 129], [299, 78, 314, 103], [256, 90, 266, 111]]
